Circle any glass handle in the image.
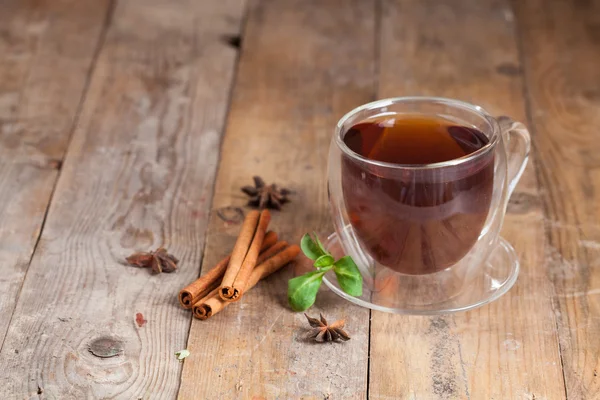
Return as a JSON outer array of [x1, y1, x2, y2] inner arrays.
[[498, 116, 531, 197]]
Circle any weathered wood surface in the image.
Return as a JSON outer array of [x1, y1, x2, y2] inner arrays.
[[514, 0, 600, 398], [179, 0, 374, 398], [0, 0, 112, 348], [368, 1, 565, 399], [1, 0, 599, 398], [0, 0, 245, 398]]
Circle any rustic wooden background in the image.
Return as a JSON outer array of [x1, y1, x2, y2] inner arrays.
[[0, 0, 598, 398]]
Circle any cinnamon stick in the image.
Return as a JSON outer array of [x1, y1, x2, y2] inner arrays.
[[178, 230, 277, 309], [192, 287, 220, 320], [192, 240, 287, 316], [255, 240, 287, 265], [193, 244, 300, 320], [215, 210, 261, 300], [220, 210, 271, 302]]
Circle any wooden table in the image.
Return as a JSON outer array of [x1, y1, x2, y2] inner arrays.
[[0, 0, 598, 398]]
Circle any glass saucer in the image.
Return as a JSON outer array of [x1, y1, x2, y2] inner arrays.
[[322, 231, 519, 315]]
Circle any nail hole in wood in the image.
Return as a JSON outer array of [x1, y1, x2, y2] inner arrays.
[[495, 63, 521, 76], [582, 89, 600, 102], [48, 159, 63, 170], [222, 34, 242, 49]]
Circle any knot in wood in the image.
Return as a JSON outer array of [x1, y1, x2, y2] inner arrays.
[[88, 337, 124, 358]]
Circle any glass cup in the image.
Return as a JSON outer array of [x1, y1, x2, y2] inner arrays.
[[325, 97, 530, 314]]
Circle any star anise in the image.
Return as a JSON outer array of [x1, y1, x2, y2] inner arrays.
[[241, 176, 291, 210], [126, 248, 179, 274], [304, 313, 350, 342]]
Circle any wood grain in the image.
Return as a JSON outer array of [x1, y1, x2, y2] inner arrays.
[[0, 0, 112, 348], [0, 0, 246, 397], [368, 1, 565, 398], [514, 0, 600, 398], [178, 0, 375, 398]]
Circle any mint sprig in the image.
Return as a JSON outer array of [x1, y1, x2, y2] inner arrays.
[[288, 233, 363, 311]]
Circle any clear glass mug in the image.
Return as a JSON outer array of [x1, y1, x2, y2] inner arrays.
[[325, 97, 530, 314]]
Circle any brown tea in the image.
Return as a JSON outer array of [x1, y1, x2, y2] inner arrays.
[[342, 115, 494, 275]]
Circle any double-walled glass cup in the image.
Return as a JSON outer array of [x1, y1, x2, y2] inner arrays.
[[325, 97, 530, 314]]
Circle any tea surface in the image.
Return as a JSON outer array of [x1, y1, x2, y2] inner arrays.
[[343, 115, 489, 164]]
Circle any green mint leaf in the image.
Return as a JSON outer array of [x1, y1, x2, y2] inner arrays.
[[313, 232, 330, 256], [300, 233, 326, 260], [314, 254, 335, 268], [333, 256, 363, 297], [288, 270, 326, 311]]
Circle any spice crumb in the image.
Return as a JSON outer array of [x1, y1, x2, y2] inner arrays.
[[135, 312, 147, 327]]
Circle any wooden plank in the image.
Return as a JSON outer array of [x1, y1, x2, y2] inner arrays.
[[514, 0, 600, 398], [0, 0, 246, 397], [0, 0, 112, 347], [368, 1, 566, 398], [178, 0, 375, 398]]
